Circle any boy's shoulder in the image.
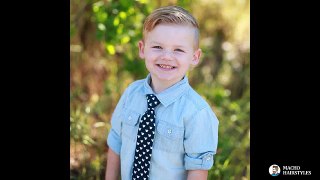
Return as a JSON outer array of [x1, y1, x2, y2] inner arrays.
[[124, 78, 145, 94], [183, 86, 211, 111]]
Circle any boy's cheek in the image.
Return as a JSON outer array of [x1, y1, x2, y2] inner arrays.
[[143, 53, 154, 61]]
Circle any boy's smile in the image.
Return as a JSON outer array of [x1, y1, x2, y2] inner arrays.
[[157, 64, 176, 70], [139, 24, 201, 92]]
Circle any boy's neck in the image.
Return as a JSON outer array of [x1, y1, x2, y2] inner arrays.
[[149, 76, 184, 94]]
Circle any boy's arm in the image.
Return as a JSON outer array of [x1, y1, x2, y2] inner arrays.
[[184, 107, 219, 179], [106, 84, 131, 180], [105, 148, 120, 180], [187, 170, 208, 180]]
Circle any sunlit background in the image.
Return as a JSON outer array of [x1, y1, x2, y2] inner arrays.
[[70, 0, 249, 179]]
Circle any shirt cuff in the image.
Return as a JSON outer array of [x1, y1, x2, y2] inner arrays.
[[184, 152, 214, 170], [107, 129, 122, 155]]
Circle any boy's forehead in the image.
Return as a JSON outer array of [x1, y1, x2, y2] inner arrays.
[[143, 24, 199, 49], [146, 24, 195, 34], [145, 24, 196, 41]]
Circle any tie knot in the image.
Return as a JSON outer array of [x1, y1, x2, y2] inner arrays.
[[146, 94, 160, 108]]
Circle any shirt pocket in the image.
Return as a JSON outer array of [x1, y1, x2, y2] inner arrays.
[[153, 121, 184, 153], [121, 108, 140, 142]]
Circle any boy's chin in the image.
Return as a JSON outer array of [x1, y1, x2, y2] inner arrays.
[[152, 74, 182, 83]]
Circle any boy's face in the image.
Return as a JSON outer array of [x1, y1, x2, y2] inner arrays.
[[139, 24, 201, 87], [272, 166, 278, 174]]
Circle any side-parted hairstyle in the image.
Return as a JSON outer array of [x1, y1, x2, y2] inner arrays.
[[143, 6, 200, 49]]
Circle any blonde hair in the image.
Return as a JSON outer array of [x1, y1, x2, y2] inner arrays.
[[143, 6, 200, 48]]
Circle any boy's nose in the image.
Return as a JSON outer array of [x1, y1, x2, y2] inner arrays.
[[160, 50, 174, 60]]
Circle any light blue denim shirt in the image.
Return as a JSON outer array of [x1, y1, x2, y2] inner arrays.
[[107, 74, 219, 180]]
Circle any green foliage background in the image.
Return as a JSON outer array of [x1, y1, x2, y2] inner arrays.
[[70, 0, 250, 179]]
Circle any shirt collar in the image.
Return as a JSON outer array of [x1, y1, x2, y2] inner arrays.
[[143, 74, 190, 107]]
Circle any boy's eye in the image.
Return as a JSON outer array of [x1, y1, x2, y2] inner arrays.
[[175, 49, 185, 53], [152, 46, 162, 49]]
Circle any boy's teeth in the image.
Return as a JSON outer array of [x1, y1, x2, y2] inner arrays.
[[159, 64, 173, 69]]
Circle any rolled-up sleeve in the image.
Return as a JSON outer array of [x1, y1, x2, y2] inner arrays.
[[184, 152, 215, 170], [107, 88, 128, 155], [184, 107, 219, 170]]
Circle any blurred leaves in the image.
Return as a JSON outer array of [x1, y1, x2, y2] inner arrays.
[[70, 0, 250, 179]]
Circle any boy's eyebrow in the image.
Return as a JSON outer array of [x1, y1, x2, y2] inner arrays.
[[149, 41, 161, 45], [149, 41, 187, 48]]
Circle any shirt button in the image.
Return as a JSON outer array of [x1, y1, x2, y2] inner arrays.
[[128, 116, 132, 120], [167, 129, 172, 134], [206, 156, 211, 161]]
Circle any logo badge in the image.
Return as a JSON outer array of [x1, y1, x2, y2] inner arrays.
[[269, 164, 281, 176]]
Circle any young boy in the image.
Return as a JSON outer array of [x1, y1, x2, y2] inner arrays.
[[105, 6, 219, 180]]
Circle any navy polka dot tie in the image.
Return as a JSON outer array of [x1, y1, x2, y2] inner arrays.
[[132, 94, 160, 180]]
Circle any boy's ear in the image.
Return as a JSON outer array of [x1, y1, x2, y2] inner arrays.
[[138, 40, 145, 59], [191, 48, 202, 65]]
